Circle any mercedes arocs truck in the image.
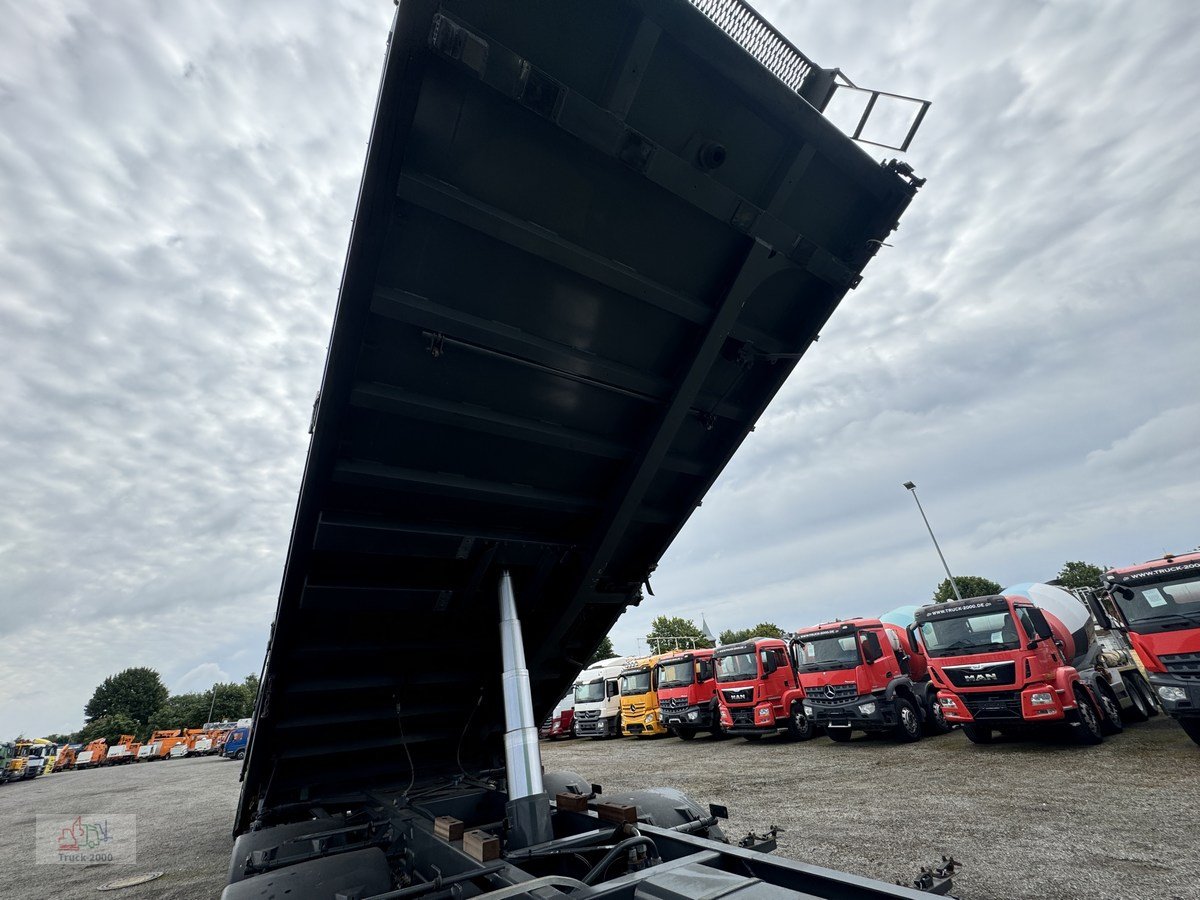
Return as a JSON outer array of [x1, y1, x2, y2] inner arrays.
[[1105, 551, 1200, 745], [225, 0, 938, 896], [794, 618, 950, 743], [913, 584, 1129, 745], [655, 647, 721, 739], [619, 655, 669, 737]]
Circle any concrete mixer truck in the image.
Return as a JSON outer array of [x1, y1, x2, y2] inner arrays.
[[911, 584, 1131, 745]]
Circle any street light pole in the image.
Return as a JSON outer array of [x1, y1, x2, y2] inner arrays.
[[903, 481, 962, 601]]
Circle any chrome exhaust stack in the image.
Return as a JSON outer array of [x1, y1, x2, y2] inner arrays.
[[498, 570, 553, 848]]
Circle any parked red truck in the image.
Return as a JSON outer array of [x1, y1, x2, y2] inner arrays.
[[794, 618, 949, 743], [655, 648, 721, 739], [715, 638, 814, 741], [913, 585, 1124, 745], [1105, 551, 1200, 745]]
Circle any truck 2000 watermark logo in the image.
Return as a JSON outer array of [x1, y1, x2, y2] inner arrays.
[[36, 814, 137, 864]]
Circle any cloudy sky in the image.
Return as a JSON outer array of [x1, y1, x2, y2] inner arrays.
[[2, 1, 1197, 738]]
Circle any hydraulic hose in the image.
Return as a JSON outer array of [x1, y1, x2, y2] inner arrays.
[[580, 836, 659, 886]]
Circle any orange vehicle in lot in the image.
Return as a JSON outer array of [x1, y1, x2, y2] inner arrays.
[[75, 739, 109, 769], [104, 734, 141, 764], [147, 729, 188, 759]]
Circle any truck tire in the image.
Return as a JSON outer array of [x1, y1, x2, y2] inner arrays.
[[1072, 687, 1104, 745], [826, 727, 853, 743], [673, 727, 697, 741], [925, 697, 954, 735], [1126, 673, 1156, 720], [892, 697, 922, 743], [1176, 718, 1200, 745], [1095, 684, 1124, 735], [235, 749, 246, 760], [785, 705, 815, 741], [962, 724, 994, 744]]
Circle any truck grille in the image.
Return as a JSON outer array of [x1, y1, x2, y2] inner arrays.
[[626, 702, 646, 717], [1161, 652, 1200, 680], [660, 697, 689, 711], [961, 691, 1022, 720], [941, 662, 1017, 689], [575, 709, 600, 720], [809, 683, 858, 703]]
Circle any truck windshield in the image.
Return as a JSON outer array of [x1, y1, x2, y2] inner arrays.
[[574, 680, 605, 703], [919, 611, 1022, 658], [657, 660, 694, 688], [619, 670, 651, 694], [715, 652, 758, 682], [1113, 575, 1200, 627], [796, 635, 861, 671]]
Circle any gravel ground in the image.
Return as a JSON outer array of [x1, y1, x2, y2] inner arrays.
[[0, 755, 242, 899], [0, 720, 1195, 900], [543, 717, 1199, 900]]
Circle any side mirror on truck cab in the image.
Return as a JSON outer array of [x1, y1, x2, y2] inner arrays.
[[861, 631, 884, 663]]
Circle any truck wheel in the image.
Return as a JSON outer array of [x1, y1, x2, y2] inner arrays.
[[235, 749, 246, 760], [892, 697, 922, 742], [925, 698, 954, 735], [1072, 688, 1104, 745], [673, 727, 697, 741], [1095, 685, 1124, 735], [962, 724, 994, 744], [1179, 719, 1200, 746], [785, 705, 815, 741], [1128, 673, 1157, 719], [826, 728, 853, 743], [1121, 677, 1151, 722]]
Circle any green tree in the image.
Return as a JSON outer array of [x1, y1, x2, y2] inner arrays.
[[77, 714, 140, 746], [84, 667, 168, 731], [241, 673, 261, 717], [933, 575, 1002, 603], [146, 693, 211, 734], [44, 733, 73, 745], [1055, 560, 1105, 590], [587, 636, 617, 666], [645, 615, 712, 653], [718, 622, 786, 645]]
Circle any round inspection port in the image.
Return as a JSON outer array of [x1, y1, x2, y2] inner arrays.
[[96, 872, 165, 891]]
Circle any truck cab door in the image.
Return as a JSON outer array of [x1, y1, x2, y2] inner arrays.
[[1020, 607, 1059, 675], [859, 630, 894, 690]]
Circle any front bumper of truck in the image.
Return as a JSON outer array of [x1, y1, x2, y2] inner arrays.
[[803, 694, 893, 731], [719, 701, 778, 735], [1147, 671, 1200, 721], [574, 714, 619, 738], [660, 701, 716, 730], [936, 686, 1067, 724]]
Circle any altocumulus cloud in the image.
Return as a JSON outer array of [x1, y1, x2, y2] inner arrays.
[[1, 2, 1198, 732]]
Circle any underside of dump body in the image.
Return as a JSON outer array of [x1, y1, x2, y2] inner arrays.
[[232, 0, 930, 896]]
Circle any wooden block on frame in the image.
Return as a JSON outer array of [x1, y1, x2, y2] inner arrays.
[[595, 801, 638, 825], [434, 815, 464, 842], [463, 829, 501, 862], [555, 791, 589, 813]]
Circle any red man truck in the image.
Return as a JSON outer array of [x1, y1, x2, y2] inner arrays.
[[913, 585, 1125, 745], [793, 618, 950, 743], [1105, 551, 1200, 745], [655, 648, 722, 740], [714, 638, 814, 741]]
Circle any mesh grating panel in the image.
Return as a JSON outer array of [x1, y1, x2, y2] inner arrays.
[[688, 0, 816, 94]]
